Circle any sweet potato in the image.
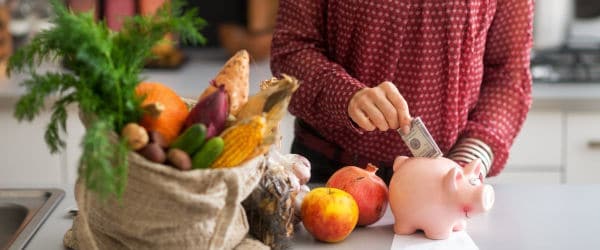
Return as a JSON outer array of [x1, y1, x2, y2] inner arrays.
[[198, 50, 249, 116]]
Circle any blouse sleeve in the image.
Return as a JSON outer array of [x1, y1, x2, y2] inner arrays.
[[462, 0, 534, 176], [270, 0, 366, 132]]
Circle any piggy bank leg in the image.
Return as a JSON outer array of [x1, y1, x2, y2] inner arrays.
[[452, 219, 466, 231], [394, 223, 417, 235], [423, 226, 453, 240]]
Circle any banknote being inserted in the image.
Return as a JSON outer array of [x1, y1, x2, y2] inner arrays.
[[398, 117, 443, 158]]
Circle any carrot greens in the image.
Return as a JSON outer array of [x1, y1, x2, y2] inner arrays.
[[8, 0, 205, 198]]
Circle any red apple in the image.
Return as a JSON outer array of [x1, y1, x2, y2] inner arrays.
[[301, 187, 359, 243]]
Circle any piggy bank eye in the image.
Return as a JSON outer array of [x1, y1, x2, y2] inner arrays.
[[468, 177, 481, 186]]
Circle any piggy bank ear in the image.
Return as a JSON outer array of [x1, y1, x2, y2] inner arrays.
[[393, 156, 410, 172], [444, 167, 464, 192], [464, 158, 482, 176]]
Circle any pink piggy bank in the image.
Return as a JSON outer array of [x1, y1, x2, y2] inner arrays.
[[389, 156, 494, 240]]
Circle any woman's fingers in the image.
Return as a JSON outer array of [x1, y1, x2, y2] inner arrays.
[[349, 107, 376, 131], [361, 101, 388, 131], [373, 92, 399, 129], [349, 82, 411, 132], [379, 81, 412, 134], [349, 89, 383, 131]]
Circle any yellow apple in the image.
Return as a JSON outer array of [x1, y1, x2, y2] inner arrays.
[[301, 187, 359, 243]]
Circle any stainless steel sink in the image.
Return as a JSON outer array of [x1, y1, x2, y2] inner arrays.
[[0, 189, 64, 250]]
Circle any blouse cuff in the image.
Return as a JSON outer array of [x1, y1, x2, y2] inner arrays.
[[448, 137, 494, 177]]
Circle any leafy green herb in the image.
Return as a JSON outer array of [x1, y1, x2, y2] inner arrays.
[[8, 0, 206, 198]]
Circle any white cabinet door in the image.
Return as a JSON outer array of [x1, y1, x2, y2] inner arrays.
[[505, 111, 563, 170], [0, 101, 63, 186], [496, 111, 564, 184], [64, 107, 85, 185], [566, 113, 600, 184]]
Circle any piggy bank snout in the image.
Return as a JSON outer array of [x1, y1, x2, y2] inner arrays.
[[480, 184, 495, 212], [468, 184, 495, 214]]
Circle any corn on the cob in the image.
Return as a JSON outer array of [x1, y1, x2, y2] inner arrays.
[[210, 115, 266, 168]]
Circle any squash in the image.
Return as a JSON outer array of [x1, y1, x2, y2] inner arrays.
[[135, 82, 189, 145]]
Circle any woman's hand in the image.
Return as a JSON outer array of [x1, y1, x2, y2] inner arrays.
[[348, 81, 412, 133]]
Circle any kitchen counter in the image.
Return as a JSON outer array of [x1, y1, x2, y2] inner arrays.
[[531, 82, 600, 110], [15, 184, 600, 249]]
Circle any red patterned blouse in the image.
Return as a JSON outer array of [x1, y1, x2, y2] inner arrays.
[[270, 0, 534, 176]]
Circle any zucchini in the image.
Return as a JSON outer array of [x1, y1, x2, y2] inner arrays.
[[192, 137, 225, 169], [170, 123, 207, 155]]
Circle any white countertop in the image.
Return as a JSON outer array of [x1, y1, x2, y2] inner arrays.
[[531, 83, 600, 110], [294, 184, 600, 249], [13, 183, 600, 249], [533, 82, 600, 100]]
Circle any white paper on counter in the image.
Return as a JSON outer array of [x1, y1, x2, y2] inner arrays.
[[391, 231, 479, 250]]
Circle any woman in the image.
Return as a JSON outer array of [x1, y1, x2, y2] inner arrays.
[[270, 0, 533, 184]]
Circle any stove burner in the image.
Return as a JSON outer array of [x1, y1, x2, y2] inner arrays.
[[530, 48, 600, 83]]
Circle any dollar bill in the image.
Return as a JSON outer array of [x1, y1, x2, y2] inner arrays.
[[398, 117, 443, 158]]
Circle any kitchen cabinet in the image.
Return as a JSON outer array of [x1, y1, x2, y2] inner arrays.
[[57, 106, 600, 185], [492, 108, 600, 184], [566, 113, 600, 184], [3, 102, 599, 186], [0, 99, 85, 186], [0, 99, 63, 186], [64, 107, 85, 185], [489, 111, 564, 184], [505, 111, 564, 169], [2, 74, 600, 185]]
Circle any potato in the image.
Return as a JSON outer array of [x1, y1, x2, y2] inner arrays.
[[138, 142, 166, 163], [121, 123, 149, 150], [148, 130, 169, 148], [167, 148, 192, 171]]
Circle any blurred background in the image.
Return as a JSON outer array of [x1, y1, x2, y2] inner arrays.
[[0, 0, 278, 64], [0, 0, 600, 187]]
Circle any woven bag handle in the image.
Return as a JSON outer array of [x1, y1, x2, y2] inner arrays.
[[71, 179, 100, 250], [208, 173, 240, 249]]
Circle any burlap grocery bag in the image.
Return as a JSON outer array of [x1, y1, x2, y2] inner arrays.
[[64, 151, 268, 250]]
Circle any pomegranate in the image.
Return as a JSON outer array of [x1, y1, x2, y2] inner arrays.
[[326, 163, 389, 226]]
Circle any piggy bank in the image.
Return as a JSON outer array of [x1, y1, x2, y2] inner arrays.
[[389, 156, 494, 240]]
